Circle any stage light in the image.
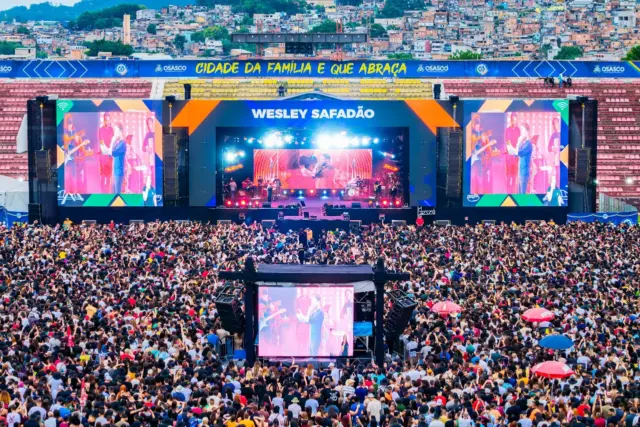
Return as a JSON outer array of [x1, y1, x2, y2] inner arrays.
[[283, 190, 288, 195], [340, 190, 345, 195], [332, 189, 337, 194], [240, 200, 246, 206], [350, 137, 360, 146], [309, 189, 315, 195], [235, 202, 239, 207], [284, 134, 293, 144], [226, 200, 232, 207], [394, 200, 401, 207], [299, 190, 303, 195], [391, 154, 396, 159], [373, 138, 380, 144], [317, 134, 332, 150], [361, 137, 371, 146], [626, 177, 634, 184], [225, 152, 237, 162], [238, 151, 245, 158], [247, 138, 254, 144], [382, 200, 389, 206], [323, 190, 327, 195], [265, 133, 281, 148], [336, 132, 349, 148]]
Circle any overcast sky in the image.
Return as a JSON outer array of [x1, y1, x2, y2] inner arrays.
[[0, 0, 81, 11]]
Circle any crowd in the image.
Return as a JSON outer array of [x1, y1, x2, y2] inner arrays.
[[0, 220, 639, 427]]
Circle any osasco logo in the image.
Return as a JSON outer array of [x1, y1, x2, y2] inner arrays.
[[115, 64, 128, 76], [0, 65, 13, 73], [155, 64, 188, 73], [593, 65, 625, 74], [423, 65, 449, 73], [475, 63, 489, 76]]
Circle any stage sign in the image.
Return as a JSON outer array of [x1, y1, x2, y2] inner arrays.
[[2, 59, 639, 79], [462, 99, 569, 207], [167, 99, 458, 207], [56, 100, 163, 207], [258, 285, 354, 358]]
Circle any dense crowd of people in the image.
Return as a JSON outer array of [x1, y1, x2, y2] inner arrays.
[[0, 220, 639, 427]]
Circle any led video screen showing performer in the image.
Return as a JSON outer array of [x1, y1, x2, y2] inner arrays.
[[258, 286, 354, 358], [463, 100, 569, 207], [56, 100, 163, 207], [218, 128, 407, 208]]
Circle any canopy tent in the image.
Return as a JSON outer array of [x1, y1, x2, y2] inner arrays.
[[0, 175, 29, 227]]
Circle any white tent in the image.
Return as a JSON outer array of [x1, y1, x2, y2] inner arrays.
[[0, 175, 29, 227]]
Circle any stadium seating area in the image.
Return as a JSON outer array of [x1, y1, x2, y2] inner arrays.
[[0, 80, 152, 180], [441, 79, 640, 204], [162, 78, 434, 100]]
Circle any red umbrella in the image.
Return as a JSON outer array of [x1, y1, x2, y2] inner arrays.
[[522, 307, 555, 323], [531, 361, 574, 379], [431, 301, 462, 316]]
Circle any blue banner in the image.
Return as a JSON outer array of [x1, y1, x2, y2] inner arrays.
[[567, 212, 638, 225], [1, 59, 640, 79]]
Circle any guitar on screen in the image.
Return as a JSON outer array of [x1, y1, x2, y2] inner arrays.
[[471, 130, 497, 164], [259, 308, 287, 332], [64, 139, 90, 165]]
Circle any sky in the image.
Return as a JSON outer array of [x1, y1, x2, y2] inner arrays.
[[0, 0, 81, 11]]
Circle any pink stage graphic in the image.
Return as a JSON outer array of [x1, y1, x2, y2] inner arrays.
[[258, 286, 354, 357]]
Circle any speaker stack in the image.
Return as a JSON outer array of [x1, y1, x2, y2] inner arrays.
[[214, 285, 246, 334], [575, 148, 591, 185], [446, 129, 463, 199], [35, 150, 51, 183], [163, 134, 179, 203], [384, 290, 417, 339]]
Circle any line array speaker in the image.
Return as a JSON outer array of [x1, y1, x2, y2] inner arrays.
[[35, 150, 50, 182], [384, 290, 418, 339], [214, 286, 245, 334], [28, 203, 41, 223], [446, 129, 463, 199], [163, 134, 178, 201], [575, 148, 591, 185]]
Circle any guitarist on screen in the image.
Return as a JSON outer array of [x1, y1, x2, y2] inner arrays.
[[63, 117, 89, 195], [470, 116, 497, 194]]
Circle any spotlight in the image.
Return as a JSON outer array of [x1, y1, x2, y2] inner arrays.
[[340, 190, 345, 195], [283, 190, 288, 195], [373, 138, 380, 144], [361, 137, 371, 146], [235, 202, 239, 207], [299, 190, 303, 195], [317, 134, 332, 150], [247, 138, 255, 144], [284, 135, 293, 144], [382, 200, 389, 207], [323, 190, 327, 195], [336, 132, 349, 148], [265, 133, 280, 147], [226, 200, 232, 207], [394, 200, 401, 207], [368, 200, 374, 207], [309, 189, 315, 195], [240, 200, 246, 206], [593, 179, 599, 185], [350, 137, 360, 146], [225, 152, 237, 162], [238, 151, 245, 158], [332, 190, 337, 194], [626, 177, 634, 184]]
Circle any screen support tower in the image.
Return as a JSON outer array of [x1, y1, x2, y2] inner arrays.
[[219, 258, 409, 366]]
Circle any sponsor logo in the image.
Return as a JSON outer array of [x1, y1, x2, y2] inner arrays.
[[556, 101, 569, 111], [467, 194, 480, 203], [57, 101, 70, 111], [422, 65, 449, 73], [155, 65, 188, 73], [115, 64, 128, 76], [475, 63, 489, 76], [593, 65, 626, 74], [623, 219, 634, 226], [0, 65, 12, 73], [417, 207, 436, 216]]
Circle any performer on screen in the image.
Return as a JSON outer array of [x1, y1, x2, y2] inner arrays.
[[101, 123, 127, 195], [296, 294, 324, 357], [543, 174, 564, 207], [98, 113, 114, 193], [314, 153, 334, 188], [142, 174, 157, 206], [470, 116, 497, 194], [504, 113, 520, 194], [507, 123, 533, 194], [142, 117, 155, 171]]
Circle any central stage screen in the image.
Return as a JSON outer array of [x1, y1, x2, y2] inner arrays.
[[253, 149, 373, 190], [258, 286, 354, 358]]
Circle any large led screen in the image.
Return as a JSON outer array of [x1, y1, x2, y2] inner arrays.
[[463, 100, 569, 207], [56, 100, 163, 207], [258, 286, 354, 358]]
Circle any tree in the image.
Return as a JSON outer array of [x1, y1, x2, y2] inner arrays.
[[147, 24, 157, 34], [449, 50, 482, 60], [0, 41, 22, 55], [309, 19, 337, 33], [623, 45, 640, 60], [387, 52, 413, 59], [554, 46, 583, 60], [203, 25, 230, 40], [16, 26, 30, 35], [196, 0, 305, 15], [85, 39, 134, 57], [369, 23, 387, 38], [540, 43, 552, 59], [379, 0, 424, 18], [69, 4, 144, 31], [174, 34, 187, 52], [315, 5, 325, 12]]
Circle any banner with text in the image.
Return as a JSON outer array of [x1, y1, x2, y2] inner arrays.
[[1, 59, 639, 79]]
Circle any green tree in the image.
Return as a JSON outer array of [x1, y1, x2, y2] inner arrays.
[[174, 34, 187, 52], [387, 52, 413, 59], [449, 50, 482, 60], [0, 41, 22, 55], [554, 45, 583, 60], [147, 23, 157, 34], [203, 25, 230, 40], [622, 45, 640, 60], [370, 23, 387, 38], [540, 43, 552, 59], [69, 4, 144, 31], [315, 4, 325, 12], [309, 19, 337, 33], [16, 26, 30, 35], [85, 39, 134, 57], [196, 0, 305, 15], [240, 14, 253, 25], [379, 0, 423, 18], [36, 50, 48, 59], [190, 31, 205, 43], [55, 47, 62, 55]]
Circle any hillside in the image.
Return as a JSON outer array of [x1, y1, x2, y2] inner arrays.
[[0, 0, 193, 22]]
